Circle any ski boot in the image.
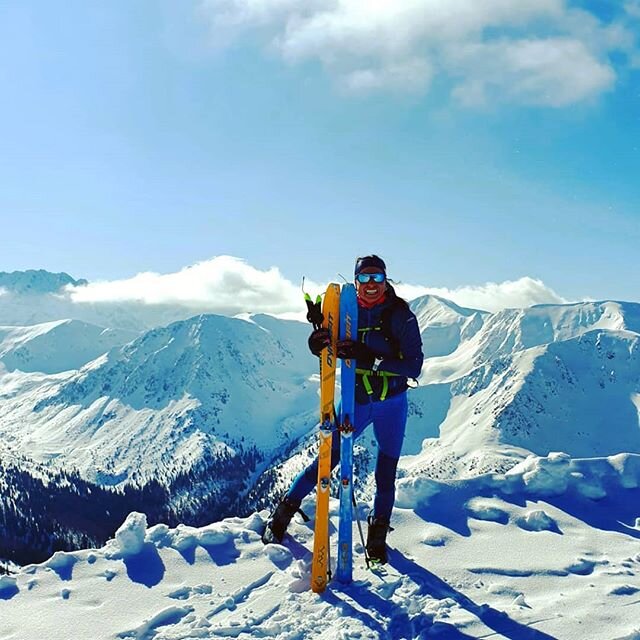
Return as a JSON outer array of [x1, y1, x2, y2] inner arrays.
[[261, 496, 305, 544], [366, 515, 392, 565]]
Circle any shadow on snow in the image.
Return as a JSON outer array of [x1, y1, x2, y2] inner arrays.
[[123, 543, 165, 588]]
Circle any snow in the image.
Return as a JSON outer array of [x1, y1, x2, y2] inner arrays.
[[0, 319, 137, 374], [0, 313, 318, 486], [515, 509, 558, 532], [2, 461, 640, 639], [106, 513, 149, 559], [1, 274, 640, 638]]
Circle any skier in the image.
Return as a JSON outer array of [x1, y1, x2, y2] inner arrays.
[[262, 255, 424, 564]]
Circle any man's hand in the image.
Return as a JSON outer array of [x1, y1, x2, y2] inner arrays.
[[336, 339, 375, 368], [308, 328, 331, 356]]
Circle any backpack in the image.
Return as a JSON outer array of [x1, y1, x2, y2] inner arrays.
[[358, 294, 419, 395]]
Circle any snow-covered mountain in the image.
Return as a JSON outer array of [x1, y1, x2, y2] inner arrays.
[[0, 320, 137, 374], [398, 301, 640, 477], [0, 270, 87, 295], [1, 277, 639, 613], [410, 294, 487, 357], [471, 300, 640, 364], [1, 296, 639, 491], [0, 315, 317, 484], [0, 269, 241, 332]]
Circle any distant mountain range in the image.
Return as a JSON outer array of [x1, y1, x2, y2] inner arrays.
[[0, 270, 638, 564], [0, 269, 196, 332], [0, 270, 87, 294]]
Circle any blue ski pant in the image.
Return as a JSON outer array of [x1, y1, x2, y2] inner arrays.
[[287, 392, 408, 522]]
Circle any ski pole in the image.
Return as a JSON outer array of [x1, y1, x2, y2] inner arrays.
[[352, 489, 370, 569]]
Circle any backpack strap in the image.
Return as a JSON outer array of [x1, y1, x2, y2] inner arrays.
[[357, 297, 405, 355], [379, 301, 404, 357], [357, 297, 419, 397], [356, 368, 402, 400]]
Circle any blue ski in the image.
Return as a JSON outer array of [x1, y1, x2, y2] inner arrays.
[[336, 283, 357, 584]]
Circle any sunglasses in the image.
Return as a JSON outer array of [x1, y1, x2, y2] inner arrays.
[[356, 272, 385, 284]]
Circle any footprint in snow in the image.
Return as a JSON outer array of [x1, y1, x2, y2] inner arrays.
[[117, 605, 194, 639], [422, 532, 448, 547], [565, 558, 598, 576], [608, 585, 640, 596], [264, 543, 293, 569], [168, 584, 214, 600]]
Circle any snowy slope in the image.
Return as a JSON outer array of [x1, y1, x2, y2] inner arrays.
[[404, 302, 640, 478], [1, 299, 638, 503], [2, 452, 639, 640], [0, 313, 319, 488], [0, 320, 137, 374]]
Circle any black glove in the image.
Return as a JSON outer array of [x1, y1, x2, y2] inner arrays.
[[308, 328, 330, 356], [336, 339, 375, 368]]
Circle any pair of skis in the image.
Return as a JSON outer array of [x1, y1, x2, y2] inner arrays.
[[305, 282, 358, 593]]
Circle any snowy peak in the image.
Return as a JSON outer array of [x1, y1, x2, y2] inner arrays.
[[411, 293, 485, 320], [409, 300, 640, 477], [475, 300, 640, 364], [87, 313, 314, 409], [0, 270, 87, 295], [442, 328, 640, 462], [0, 320, 137, 374], [529, 300, 640, 334], [410, 294, 487, 357]]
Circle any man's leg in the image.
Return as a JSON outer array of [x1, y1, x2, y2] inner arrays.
[[287, 401, 374, 506], [371, 392, 408, 520], [366, 393, 408, 562]]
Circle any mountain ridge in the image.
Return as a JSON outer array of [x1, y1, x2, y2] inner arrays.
[[0, 285, 639, 566], [0, 270, 87, 294]]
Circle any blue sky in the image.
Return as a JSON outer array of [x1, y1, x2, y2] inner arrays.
[[0, 0, 639, 306]]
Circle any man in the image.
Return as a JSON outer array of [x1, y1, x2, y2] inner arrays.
[[262, 255, 424, 563]]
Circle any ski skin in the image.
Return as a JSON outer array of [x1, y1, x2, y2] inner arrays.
[[311, 283, 340, 593], [336, 283, 357, 584]]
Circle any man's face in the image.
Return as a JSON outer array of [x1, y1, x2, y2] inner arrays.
[[355, 267, 386, 305]]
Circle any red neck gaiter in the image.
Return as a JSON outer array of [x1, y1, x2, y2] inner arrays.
[[357, 293, 386, 309]]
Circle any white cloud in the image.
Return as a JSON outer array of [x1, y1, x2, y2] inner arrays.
[[625, 1, 640, 19], [394, 276, 567, 312], [67, 257, 567, 316], [199, 0, 637, 106], [342, 58, 433, 94], [448, 38, 615, 108], [67, 256, 322, 316]]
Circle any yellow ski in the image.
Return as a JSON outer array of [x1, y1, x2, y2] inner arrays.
[[311, 282, 340, 593]]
